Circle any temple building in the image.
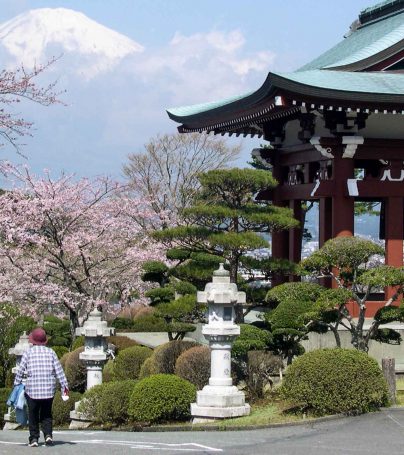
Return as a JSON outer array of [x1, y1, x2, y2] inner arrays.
[[167, 0, 404, 315]]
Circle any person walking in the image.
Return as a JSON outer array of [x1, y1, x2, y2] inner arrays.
[[14, 327, 69, 448]]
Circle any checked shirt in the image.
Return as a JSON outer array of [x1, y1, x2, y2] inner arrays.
[[14, 345, 68, 399]]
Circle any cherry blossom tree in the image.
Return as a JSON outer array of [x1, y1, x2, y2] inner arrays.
[[0, 58, 64, 152], [0, 166, 165, 335]]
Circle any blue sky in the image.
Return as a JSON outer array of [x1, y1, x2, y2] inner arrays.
[[0, 0, 377, 179]]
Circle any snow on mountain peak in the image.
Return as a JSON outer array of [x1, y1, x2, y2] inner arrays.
[[0, 8, 143, 77]]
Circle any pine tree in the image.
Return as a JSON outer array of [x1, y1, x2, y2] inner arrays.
[[153, 168, 298, 322]]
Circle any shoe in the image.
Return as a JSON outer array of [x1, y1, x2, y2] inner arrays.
[[28, 440, 39, 447], [45, 436, 53, 446]]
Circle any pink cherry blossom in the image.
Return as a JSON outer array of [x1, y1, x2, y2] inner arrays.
[[0, 165, 166, 334]]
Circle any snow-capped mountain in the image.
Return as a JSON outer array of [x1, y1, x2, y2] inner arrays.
[[0, 8, 143, 78], [0, 7, 268, 178]]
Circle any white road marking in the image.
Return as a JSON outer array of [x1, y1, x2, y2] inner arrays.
[[54, 431, 106, 435], [385, 412, 404, 429], [0, 441, 26, 445], [69, 439, 223, 452]]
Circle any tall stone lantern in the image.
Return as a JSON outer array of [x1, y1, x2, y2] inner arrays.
[[3, 332, 31, 430], [191, 264, 250, 422], [76, 308, 115, 390], [70, 308, 114, 429]]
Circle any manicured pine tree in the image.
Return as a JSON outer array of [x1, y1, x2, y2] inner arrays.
[[152, 168, 299, 322]]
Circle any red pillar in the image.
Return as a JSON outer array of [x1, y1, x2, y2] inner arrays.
[[319, 197, 332, 247], [332, 153, 354, 238], [385, 197, 404, 300], [289, 200, 302, 281], [319, 197, 332, 287]]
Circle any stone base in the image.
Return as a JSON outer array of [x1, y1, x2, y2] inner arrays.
[[195, 385, 247, 407], [191, 403, 251, 421], [3, 411, 21, 430], [191, 385, 250, 422]]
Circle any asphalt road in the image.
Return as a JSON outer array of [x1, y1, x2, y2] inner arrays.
[[1, 408, 404, 454]]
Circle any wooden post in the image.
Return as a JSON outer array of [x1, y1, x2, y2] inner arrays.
[[382, 358, 396, 405]]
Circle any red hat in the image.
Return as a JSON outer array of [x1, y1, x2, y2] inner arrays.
[[29, 328, 47, 346]]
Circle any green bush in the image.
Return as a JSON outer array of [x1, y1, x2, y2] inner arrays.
[[98, 380, 137, 424], [78, 380, 137, 424], [52, 346, 69, 359], [128, 374, 196, 423], [232, 324, 272, 358], [103, 359, 115, 382], [106, 335, 138, 353], [131, 314, 168, 332], [71, 336, 85, 350], [152, 340, 199, 374], [139, 356, 158, 379], [0, 387, 11, 427], [65, 347, 86, 393], [52, 390, 82, 426], [44, 316, 71, 347], [113, 346, 153, 380], [280, 348, 389, 415], [111, 317, 134, 330], [77, 383, 106, 420], [175, 346, 210, 390]]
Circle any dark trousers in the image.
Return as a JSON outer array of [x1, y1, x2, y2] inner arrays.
[[25, 394, 54, 442]]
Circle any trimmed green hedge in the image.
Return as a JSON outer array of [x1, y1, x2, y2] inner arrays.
[[152, 340, 199, 374], [280, 348, 389, 415], [79, 380, 137, 424], [128, 374, 196, 423]]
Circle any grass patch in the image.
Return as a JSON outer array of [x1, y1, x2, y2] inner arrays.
[[195, 400, 307, 428]]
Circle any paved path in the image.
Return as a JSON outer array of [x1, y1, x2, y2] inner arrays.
[[2, 408, 404, 454]]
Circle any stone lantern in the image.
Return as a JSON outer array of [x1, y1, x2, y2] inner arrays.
[[70, 308, 114, 429], [191, 264, 250, 422], [76, 308, 115, 390], [3, 332, 31, 430]]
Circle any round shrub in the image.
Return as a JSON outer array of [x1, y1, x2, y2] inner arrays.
[[103, 359, 115, 382], [52, 346, 69, 359], [97, 380, 137, 424], [106, 335, 138, 353], [0, 387, 11, 427], [152, 340, 199, 374], [71, 336, 85, 350], [52, 390, 82, 426], [128, 374, 196, 423], [280, 348, 389, 415], [139, 356, 158, 379], [77, 383, 107, 420], [113, 346, 153, 380], [65, 347, 86, 393], [175, 346, 210, 390]]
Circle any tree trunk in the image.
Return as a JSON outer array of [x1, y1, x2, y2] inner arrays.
[[382, 358, 396, 405], [69, 309, 80, 341]]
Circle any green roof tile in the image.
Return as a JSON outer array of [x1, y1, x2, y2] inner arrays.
[[167, 91, 254, 117], [299, 9, 404, 71], [275, 70, 404, 94]]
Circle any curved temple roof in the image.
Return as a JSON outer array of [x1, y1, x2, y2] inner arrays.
[[167, 0, 404, 136]]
